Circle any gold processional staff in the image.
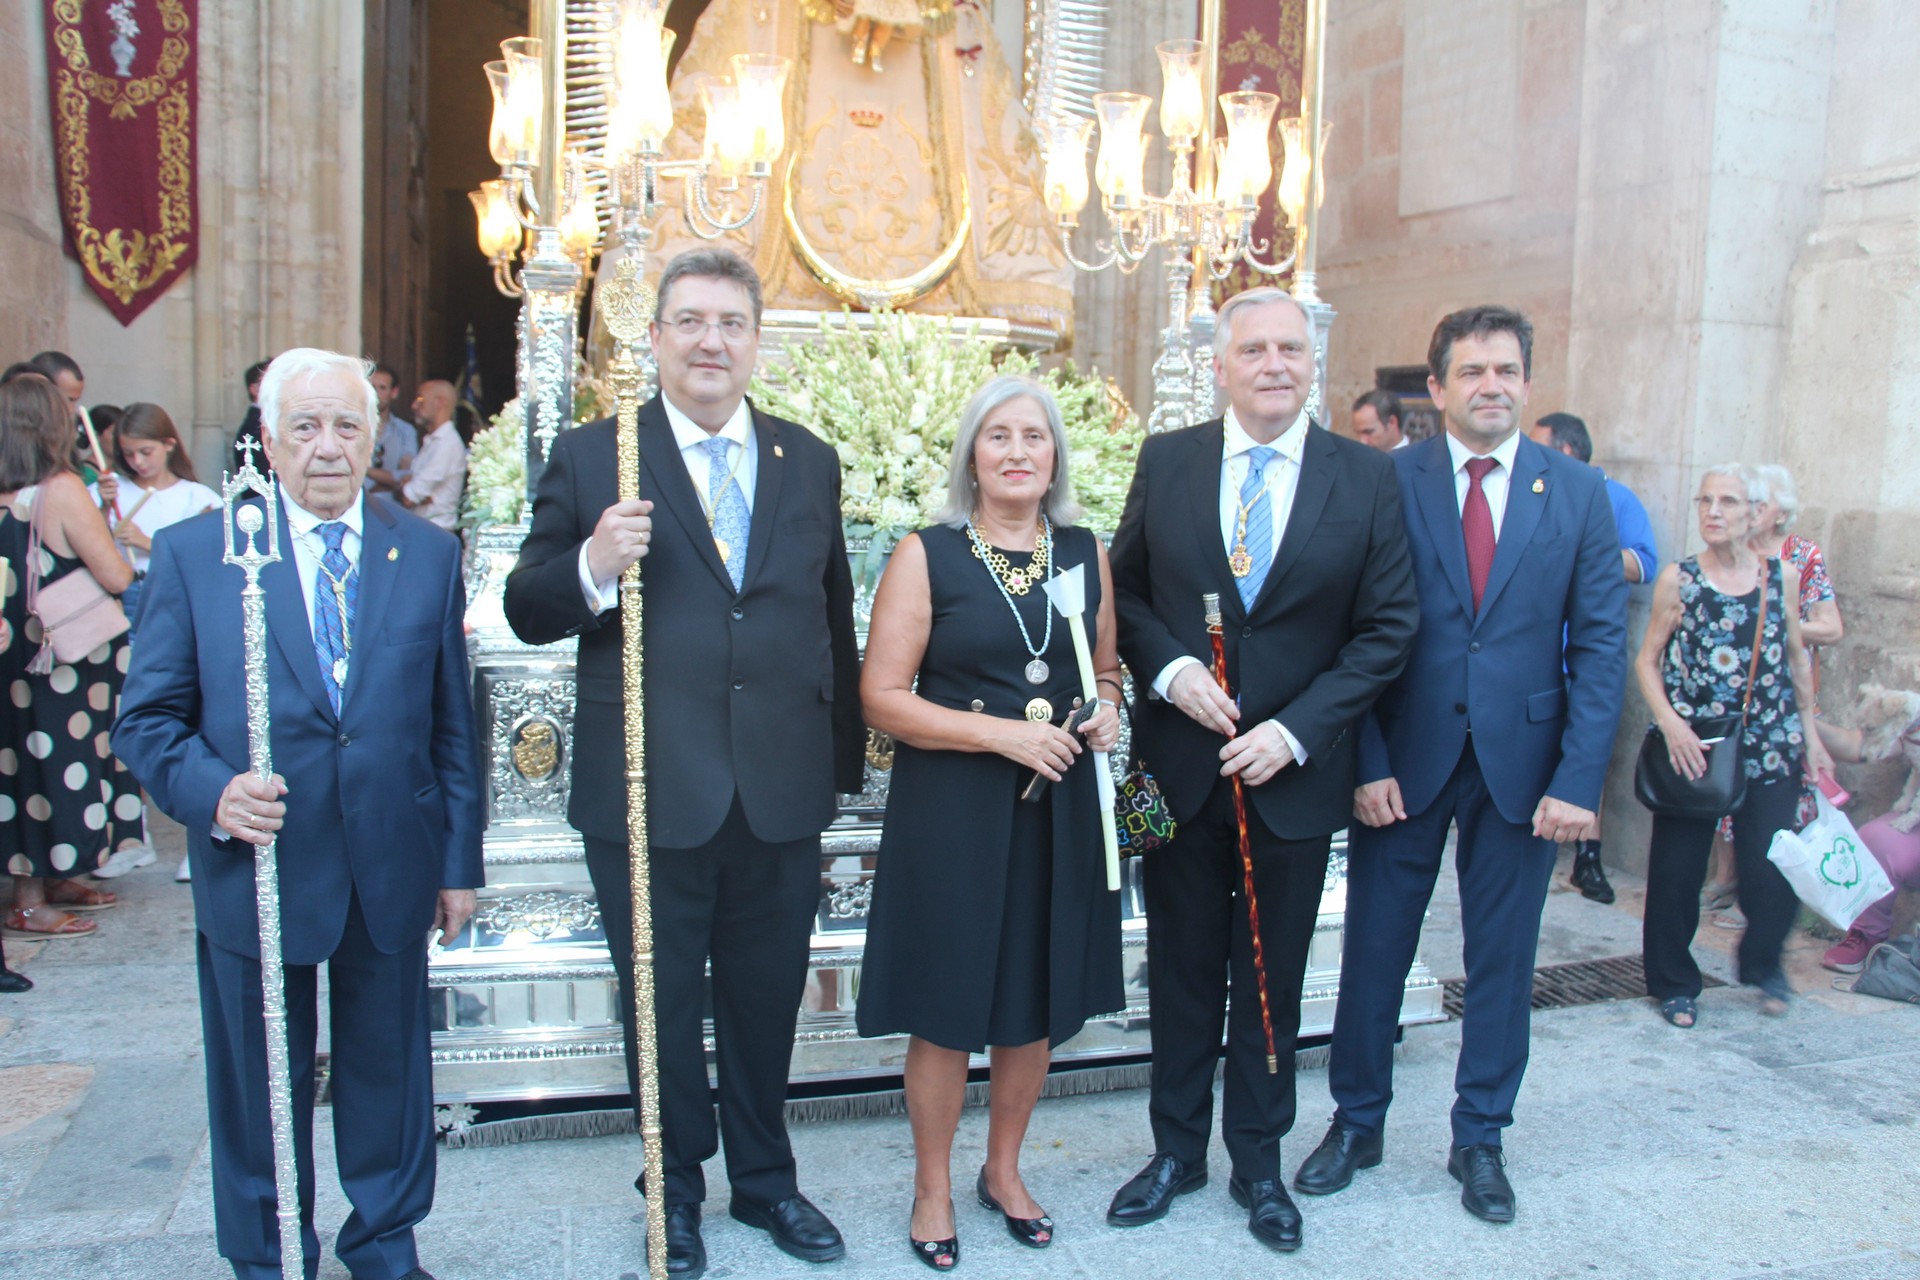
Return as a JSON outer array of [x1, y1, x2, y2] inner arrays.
[[598, 250, 670, 1280]]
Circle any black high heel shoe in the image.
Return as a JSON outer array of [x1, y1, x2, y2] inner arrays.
[[976, 1169, 1053, 1249], [908, 1197, 959, 1271]]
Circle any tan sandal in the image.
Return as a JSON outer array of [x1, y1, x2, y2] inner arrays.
[[43, 880, 118, 912], [3, 905, 99, 940]]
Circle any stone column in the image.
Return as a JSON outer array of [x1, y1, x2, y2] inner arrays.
[[0, 6, 69, 362], [1566, 0, 1839, 873]]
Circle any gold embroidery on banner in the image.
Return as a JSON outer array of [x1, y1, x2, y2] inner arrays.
[[51, 0, 192, 121], [50, 0, 195, 308]]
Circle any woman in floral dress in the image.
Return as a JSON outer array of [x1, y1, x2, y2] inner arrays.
[[1634, 464, 1832, 1026], [1702, 464, 1844, 913]]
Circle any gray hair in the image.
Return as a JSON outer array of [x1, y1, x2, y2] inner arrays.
[[1698, 461, 1758, 503], [933, 375, 1083, 529], [1212, 287, 1318, 358], [653, 248, 764, 326], [1750, 463, 1799, 534], [257, 348, 379, 442]]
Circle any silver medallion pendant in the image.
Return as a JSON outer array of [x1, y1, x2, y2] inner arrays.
[[1025, 658, 1049, 685], [332, 658, 348, 687]]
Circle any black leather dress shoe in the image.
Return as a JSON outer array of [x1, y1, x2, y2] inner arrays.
[[730, 1193, 847, 1263], [1571, 843, 1616, 904], [397, 1270, 438, 1280], [0, 966, 30, 994], [1293, 1118, 1383, 1195], [1447, 1144, 1516, 1223], [1228, 1175, 1303, 1253], [1290, 1113, 1382, 1197], [664, 1203, 707, 1278], [1106, 1153, 1207, 1227]]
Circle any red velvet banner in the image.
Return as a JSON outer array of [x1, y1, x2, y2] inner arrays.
[[44, 0, 198, 326], [1208, 0, 1305, 302]]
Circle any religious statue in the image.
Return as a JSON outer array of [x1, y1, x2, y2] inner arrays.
[[800, 0, 954, 75], [636, 0, 1074, 340]]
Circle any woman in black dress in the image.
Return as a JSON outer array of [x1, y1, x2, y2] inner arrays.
[[859, 375, 1124, 1269]]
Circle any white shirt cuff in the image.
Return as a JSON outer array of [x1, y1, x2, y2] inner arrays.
[[1151, 655, 1203, 700], [578, 540, 618, 614], [1271, 720, 1308, 763]]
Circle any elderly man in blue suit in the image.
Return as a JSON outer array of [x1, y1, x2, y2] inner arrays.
[[1291, 307, 1627, 1224], [115, 348, 485, 1280]]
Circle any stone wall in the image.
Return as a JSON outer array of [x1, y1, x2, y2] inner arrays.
[[9, 3, 364, 483], [1318, 0, 1587, 426], [0, 5, 68, 366]]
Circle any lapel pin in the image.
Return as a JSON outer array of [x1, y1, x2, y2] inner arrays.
[[773, 444, 784, 458], [388, 546, 399, 561], [1532, 478, 1545, 494]]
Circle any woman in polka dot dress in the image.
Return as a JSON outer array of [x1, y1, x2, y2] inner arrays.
[[1, 374, 137, 940]]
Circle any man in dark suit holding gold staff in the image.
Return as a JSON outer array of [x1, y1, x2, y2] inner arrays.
[[505, 249, 865, 1278]]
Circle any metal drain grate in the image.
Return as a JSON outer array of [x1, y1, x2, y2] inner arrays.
[[1441, 954, 1725, 1019]]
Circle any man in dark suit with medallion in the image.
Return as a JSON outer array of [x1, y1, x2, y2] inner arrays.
[[115, 349, 486, 1280], [1107, 287, 1419, 1253], [1293, 306, 1627, 1223], [505, 249, 864, 1278]]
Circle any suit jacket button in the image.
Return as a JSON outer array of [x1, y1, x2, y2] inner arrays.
[[1454, 703, 1467, 715], [338, 733, 351, 747], [970, 699, 985, 712], [1241, 626, 1253, 638], [1469, 642, 1482, 654], [732, 678, 745, 690], [731, 606, 745, 621]]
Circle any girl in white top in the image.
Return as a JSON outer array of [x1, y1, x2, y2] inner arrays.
[[112, 403, 219, 592], [101, 405, 218, 882]]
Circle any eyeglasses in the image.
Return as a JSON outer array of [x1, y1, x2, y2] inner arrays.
[[664, 315, 754, 343]]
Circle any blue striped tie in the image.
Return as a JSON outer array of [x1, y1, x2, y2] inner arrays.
[[1237, 446, 1277, 610], [704, 435, 750, 592], [313, 521, 358, 715]]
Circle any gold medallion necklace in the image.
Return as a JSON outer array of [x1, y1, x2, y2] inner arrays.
[[694, 437, 749, 564], [1229, 453, 1279, 578]]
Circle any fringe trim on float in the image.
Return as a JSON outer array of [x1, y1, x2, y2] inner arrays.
[[439, 1046, 1332, 1149]]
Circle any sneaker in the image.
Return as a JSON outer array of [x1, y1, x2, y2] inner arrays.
[[91, 845, 157, 880], [174, 859, 192, 883], [1822, 927, 1876, 974]]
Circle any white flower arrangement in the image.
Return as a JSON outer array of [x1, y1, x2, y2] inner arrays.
[[461, 398, 526, 531], [750, 309, 1141, 543]]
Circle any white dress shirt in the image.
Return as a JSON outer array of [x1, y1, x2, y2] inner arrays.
[[1445, 428, 1522, 539], [402, 420, 468, 531], [1150, 407, 1311, 762], [579, 394, 757, 613], [122, 478, 220, 573]]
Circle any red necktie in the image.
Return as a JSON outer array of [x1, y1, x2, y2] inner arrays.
[[1463, 456, 1498, 612]]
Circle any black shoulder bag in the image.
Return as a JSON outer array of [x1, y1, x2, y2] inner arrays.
[[1633, 573, 1767, 820]]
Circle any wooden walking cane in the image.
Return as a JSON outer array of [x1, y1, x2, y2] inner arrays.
[[1203, 592, 1280, 1075], [600, 250, 670, 1280], [222, 445, 305, 1276]]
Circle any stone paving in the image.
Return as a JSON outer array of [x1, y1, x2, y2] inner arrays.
[[3, 813, 1918, 1280]]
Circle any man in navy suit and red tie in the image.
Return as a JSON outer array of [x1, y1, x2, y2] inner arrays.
[[116, 349, 485, 1280], [1293, 306, 1627, 1223]]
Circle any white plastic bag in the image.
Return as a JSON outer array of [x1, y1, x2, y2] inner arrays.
[[1766, 793, 1896, 930]]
